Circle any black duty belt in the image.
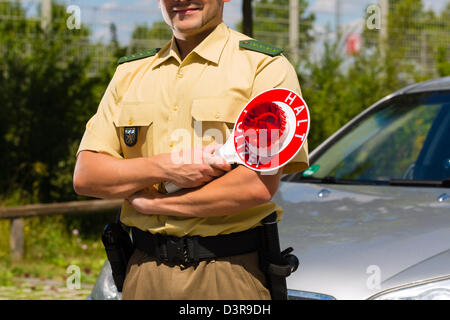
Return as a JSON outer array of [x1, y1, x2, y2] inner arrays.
[[132, 226, 263, 265]]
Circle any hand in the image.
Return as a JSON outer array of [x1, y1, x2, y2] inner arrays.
[[126, 186, 162, 215], [162, 144, 232, 189]]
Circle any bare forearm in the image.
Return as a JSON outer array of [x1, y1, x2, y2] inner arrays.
[[129, 166, 282, 217], [73, 147, 231, 200], [73, 151, 167, 199]]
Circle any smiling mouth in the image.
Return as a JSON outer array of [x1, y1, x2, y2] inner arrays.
[[172, 7, 201, 14]]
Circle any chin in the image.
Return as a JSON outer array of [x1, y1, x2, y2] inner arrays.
[[174, 22, 204, 34]]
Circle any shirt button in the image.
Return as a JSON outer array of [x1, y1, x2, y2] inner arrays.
[[215, 112, 221, 119], [169, 142, 174, 148], [177, 71, 183, 78], [173, 106, 178, 111]]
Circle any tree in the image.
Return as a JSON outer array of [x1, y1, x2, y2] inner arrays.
[[301, 39, 414, 150], [364, 0, 450, 78], [237, 0, 315, 62], [129, 21, 172, 53], [108, 23, 127, 62], [0, 1, 108, 203], [434, 2, 450, 77]]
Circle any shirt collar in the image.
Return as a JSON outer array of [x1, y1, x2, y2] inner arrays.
[[152, 40, 180, 69], [192, 22, 229, 64], [152, 22, 229, 69]]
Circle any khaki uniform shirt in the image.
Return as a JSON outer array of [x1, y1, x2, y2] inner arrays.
[[77, 22, 309, 237]]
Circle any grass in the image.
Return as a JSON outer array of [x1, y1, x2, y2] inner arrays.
[[0, 211, 117, 293], [0, 281, 92, 300]]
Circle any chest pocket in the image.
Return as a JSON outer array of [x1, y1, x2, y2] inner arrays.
[[191, 97, 248, 146], [114, 101, 154, 158]]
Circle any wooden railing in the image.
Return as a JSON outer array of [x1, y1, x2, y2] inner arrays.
[[0, 199, 123, 262]]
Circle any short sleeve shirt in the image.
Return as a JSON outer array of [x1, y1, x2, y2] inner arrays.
[[77, 22, 309, 237]]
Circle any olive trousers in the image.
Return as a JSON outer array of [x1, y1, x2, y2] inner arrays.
[[121, 248, 271, 300]]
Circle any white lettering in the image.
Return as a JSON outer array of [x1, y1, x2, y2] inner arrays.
[[366, 265, 381, 290], [236, 121, 243, 133], [294, 105, 304, 116], [203, 128, 223, 145], [170, 128, 191, 164], [234, 134, 244, 143], [179, 304, 214, 317], [224, 305, 231, 315], [285, 92, 296, 105], [66, 5, 81, 30], [66, 265, 81, 290], [366, 4, 381, 30]]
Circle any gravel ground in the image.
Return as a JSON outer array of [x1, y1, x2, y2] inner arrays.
[[0, 278, 93, 300]]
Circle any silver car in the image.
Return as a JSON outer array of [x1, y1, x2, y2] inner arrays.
[[89, 77, 450, 300], [281, 77, 450, 300]]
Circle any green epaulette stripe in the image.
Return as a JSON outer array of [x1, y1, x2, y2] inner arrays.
[[118, 48, 161, 64], [239, 40, 283, 57]]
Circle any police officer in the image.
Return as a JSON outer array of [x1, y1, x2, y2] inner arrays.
[[73, 0, 308, 300]]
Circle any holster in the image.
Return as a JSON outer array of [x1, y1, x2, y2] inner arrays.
[[101, 212, 133, 292], [259, 211, 299, 300]]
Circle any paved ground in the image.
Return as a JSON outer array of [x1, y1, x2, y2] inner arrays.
[[0, 278, 93, 300]]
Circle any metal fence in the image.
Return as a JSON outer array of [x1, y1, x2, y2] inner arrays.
[[1, 0, 450, 76], [0, 199, 122, 262], [252, 0, 450, 75], [0, 0, 170, 74], [386, 1, 450, 76]]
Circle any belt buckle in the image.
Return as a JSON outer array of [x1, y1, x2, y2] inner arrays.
[[166, 236, 193, 265]]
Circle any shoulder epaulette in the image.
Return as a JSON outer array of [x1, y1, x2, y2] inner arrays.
[[118, 48, 161, 65], [239, 40, 283, 57]]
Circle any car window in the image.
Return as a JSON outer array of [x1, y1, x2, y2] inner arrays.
[[305, 91, 450, 182]]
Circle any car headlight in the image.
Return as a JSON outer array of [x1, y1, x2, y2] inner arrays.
[[370, 276, 450, 300]]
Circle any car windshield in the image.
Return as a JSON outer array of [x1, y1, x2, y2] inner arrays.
[[304, 91, 450, 183]]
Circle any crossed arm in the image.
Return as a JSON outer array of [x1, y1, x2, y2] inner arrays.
[[73, 148, 282, 218]]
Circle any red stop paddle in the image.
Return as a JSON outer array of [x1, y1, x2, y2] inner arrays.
[[165, 88, 310, 193]]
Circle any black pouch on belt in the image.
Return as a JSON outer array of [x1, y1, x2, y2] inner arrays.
[[101, 212, 133, 292], [259, 211, 300, 300]]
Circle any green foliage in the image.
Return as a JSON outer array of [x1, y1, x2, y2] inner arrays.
[[254, 0, 314, 43], [300, 42, 345, 149], [0, 267, 14, 286], [0, 2, 117, 285], [436, 3, 450, 77], [0, 213, 111, 286], [0, 1, 113, 203], [24, 214, 111, 263], [388, 0, 425, 40], [364, 0, 450, 78], [129, 21, 172, 53], [0, 219, 10, 262], [237, 0, 314, 61], [436, 46, 450, 77], [301, 42, 420, 151], [302, 0, 449, 151], [0, 0, 448, 287], [109, 23, 127, 61]]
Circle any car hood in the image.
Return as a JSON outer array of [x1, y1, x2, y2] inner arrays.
[[274, 182, 450, 300]]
